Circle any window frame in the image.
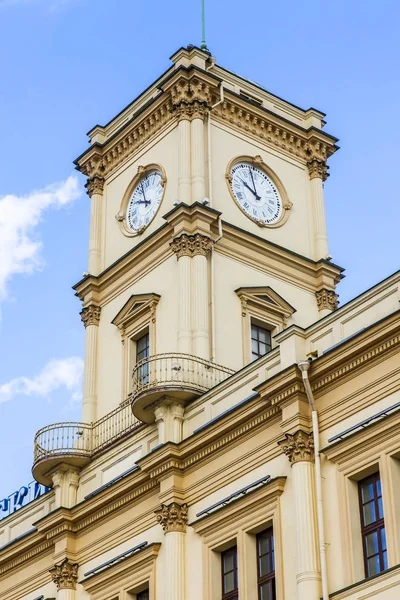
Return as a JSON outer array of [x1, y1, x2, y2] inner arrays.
[[358, 472, 387, 578], [257, 527, 276, 600], [251, 322, 272, 361], [221, 546, 239, 600]]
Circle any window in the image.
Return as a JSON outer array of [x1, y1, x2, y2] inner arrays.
[[358, 473, 387, 577], [251, 324, 271, 361], [257, 528, 275, 600], [221, 546, 238, 600], [136, 332, 150, 385], [137, 590, 149, 600]]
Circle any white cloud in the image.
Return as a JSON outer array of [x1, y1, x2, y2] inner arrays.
[[0, 356, 84, 404], [0, 175, 81, 303]]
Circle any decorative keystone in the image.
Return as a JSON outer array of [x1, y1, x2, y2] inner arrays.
[[315, 288, 339, 312], [278, 430, 314, 464], [155, 502, 188, 533], [49, 558, 79, 590], [80, 304, 101, 327]]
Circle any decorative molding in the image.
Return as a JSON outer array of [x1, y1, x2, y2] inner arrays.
[[315, 288, 339, 312], [85, 175, 105, 197], [307, 158, 329, 181], [155, 502, 188, 533], [171, 78, 211, 122], [0, 540, 53, 576], [49, 558, 79, 590], [170, 233, 213, 258], [278, 430, 315, 464], [80, 304, 101, 327]]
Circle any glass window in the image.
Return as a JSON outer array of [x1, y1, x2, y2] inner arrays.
[[221, 546, 238, 600], [358, 473, 387, 577], [257, 528, 276, 600], [136, 332, 150, 385], [251, 324, 272, 361], [137, 591, 149, 600]]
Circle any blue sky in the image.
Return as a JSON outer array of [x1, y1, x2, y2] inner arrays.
[[0, 0, 399, 500]]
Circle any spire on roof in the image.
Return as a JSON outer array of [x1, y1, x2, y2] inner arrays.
[[200, 0, 209, 52]]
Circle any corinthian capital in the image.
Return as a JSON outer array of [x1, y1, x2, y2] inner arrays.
[[155, 502, 188, 533], [307, 158, 329, 181], [278, 430, 314, 464], [85, 175, 105, 197], [315, 288, 339, 312], [49, 558, 79, 590], [170, 234, 213, 258], [80, 304, 101, 327]]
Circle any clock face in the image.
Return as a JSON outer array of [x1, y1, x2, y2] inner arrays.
[[230, 162, 282, 225], [126, 170, 164, 232]]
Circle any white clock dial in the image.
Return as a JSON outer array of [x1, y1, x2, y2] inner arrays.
[[230, 162, 282, 225], [126, 170, 164, 232]]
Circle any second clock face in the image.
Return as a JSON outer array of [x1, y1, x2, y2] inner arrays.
[[230, 162, 282, 225], [126, 170, 164, 232]]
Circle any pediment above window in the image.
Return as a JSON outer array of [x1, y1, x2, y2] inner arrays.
[[112, 293, 161, 334], [235, 286, 295, 325]]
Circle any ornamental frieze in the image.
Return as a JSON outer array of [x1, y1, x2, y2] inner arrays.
[[80, 304, 101, 327], [278, 430, 315, 464], [170, 234, 213, 258], [49, 558, 79, 590], [155, 502, 188, 533], [315, 288, 339, 311]]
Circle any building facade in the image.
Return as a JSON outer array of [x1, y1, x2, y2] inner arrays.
[[1, 45, 400, 600]]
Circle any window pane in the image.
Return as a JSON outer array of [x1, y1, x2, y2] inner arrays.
[[223, 552, 234, 573], [252, 339, 259, 353], [260, 553, 272, 576], [380, 528, 387, 551], [382, 550, 388, 570], [258, 328, 268, 343], [378, 496, 384, 520], [365, 531, 379, 557], [376, 478, 382, 497], [363, 501, 376, 525], [361, 481, 374, 503], [367, 555, 381, 577], [224, 571, 235, 593], [259, 534, 270, 556], [260, 581, 274, 600]]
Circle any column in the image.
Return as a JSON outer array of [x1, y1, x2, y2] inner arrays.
[[155, 502, 188, 600], [278, 430, 321, 600], [80, 304, 101, 423], [315, 288, 339, 318], [178, 117, 191, 204], [307, 159, 329, 260], [51, 468, 80, 509], [192, 235, 213, 360], [191, 107, 207, 204], [85, 175, 104, 275], [49, 558, 79, 600], [171, 236, 192, 354], [155, 403, 185, 444]]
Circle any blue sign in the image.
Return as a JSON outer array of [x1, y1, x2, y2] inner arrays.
[[0, 481, 50, 520]]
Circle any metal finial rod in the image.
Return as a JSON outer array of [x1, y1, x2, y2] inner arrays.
[[201, 0, 209, 51]]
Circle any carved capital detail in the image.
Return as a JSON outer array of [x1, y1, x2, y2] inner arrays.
[[278, 430, 314, 464], [170, 234, 213, 258], [80, 304, 101, 327], [49, 558, 79, 590], [85, 175, 105, 197], [315, 288, 339, 312], [155, 502, 188, 533], [171, 78, 211, 122], [307, 158, 329, 181]]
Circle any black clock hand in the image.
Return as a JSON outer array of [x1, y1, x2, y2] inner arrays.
[[239, 177, 261, 201], [140, 182, 151, 206], [248, 167, 259, 200]]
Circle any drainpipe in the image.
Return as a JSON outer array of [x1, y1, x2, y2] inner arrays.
[[205, 77, 224, 362], [298, 360, 329, 600]]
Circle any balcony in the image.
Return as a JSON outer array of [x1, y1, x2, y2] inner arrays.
[[33, 402, 142, 486], [131, 353, 235, 423]]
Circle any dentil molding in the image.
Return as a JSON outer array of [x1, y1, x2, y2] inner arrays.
[[155, 502, 188, 533], [49, 558, 79, 590]]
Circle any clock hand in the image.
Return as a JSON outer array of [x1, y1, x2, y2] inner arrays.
[[134, 200, 150, 205], [239, 177, 261, 201], [248, 167, 260, 200], [140, 182, 151, 206]]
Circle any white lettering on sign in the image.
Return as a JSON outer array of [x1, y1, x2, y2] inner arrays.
[[0, 481, 50, 520]]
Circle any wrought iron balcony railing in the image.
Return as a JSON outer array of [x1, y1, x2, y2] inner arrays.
[[33, 401, 142, 486], [131, 352, 235, 423]]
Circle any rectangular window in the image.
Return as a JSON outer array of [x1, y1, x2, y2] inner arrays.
[[257, 528, 275, 600], [221, 546, 238, 600], [358, 473, 387, 577], [251, 324, 272, 361], [136, 332, 150, 385], [137, 591, 149, 600]]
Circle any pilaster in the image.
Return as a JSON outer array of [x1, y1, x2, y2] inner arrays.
[[85, 175, 104, 275], [155, 502, 188, 600], [80, 304, 101, 423], [49, 558, 79, 600], [51, 467, 80, 509], [307, 159, 329, 260], [154, 401, 184, 444]]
